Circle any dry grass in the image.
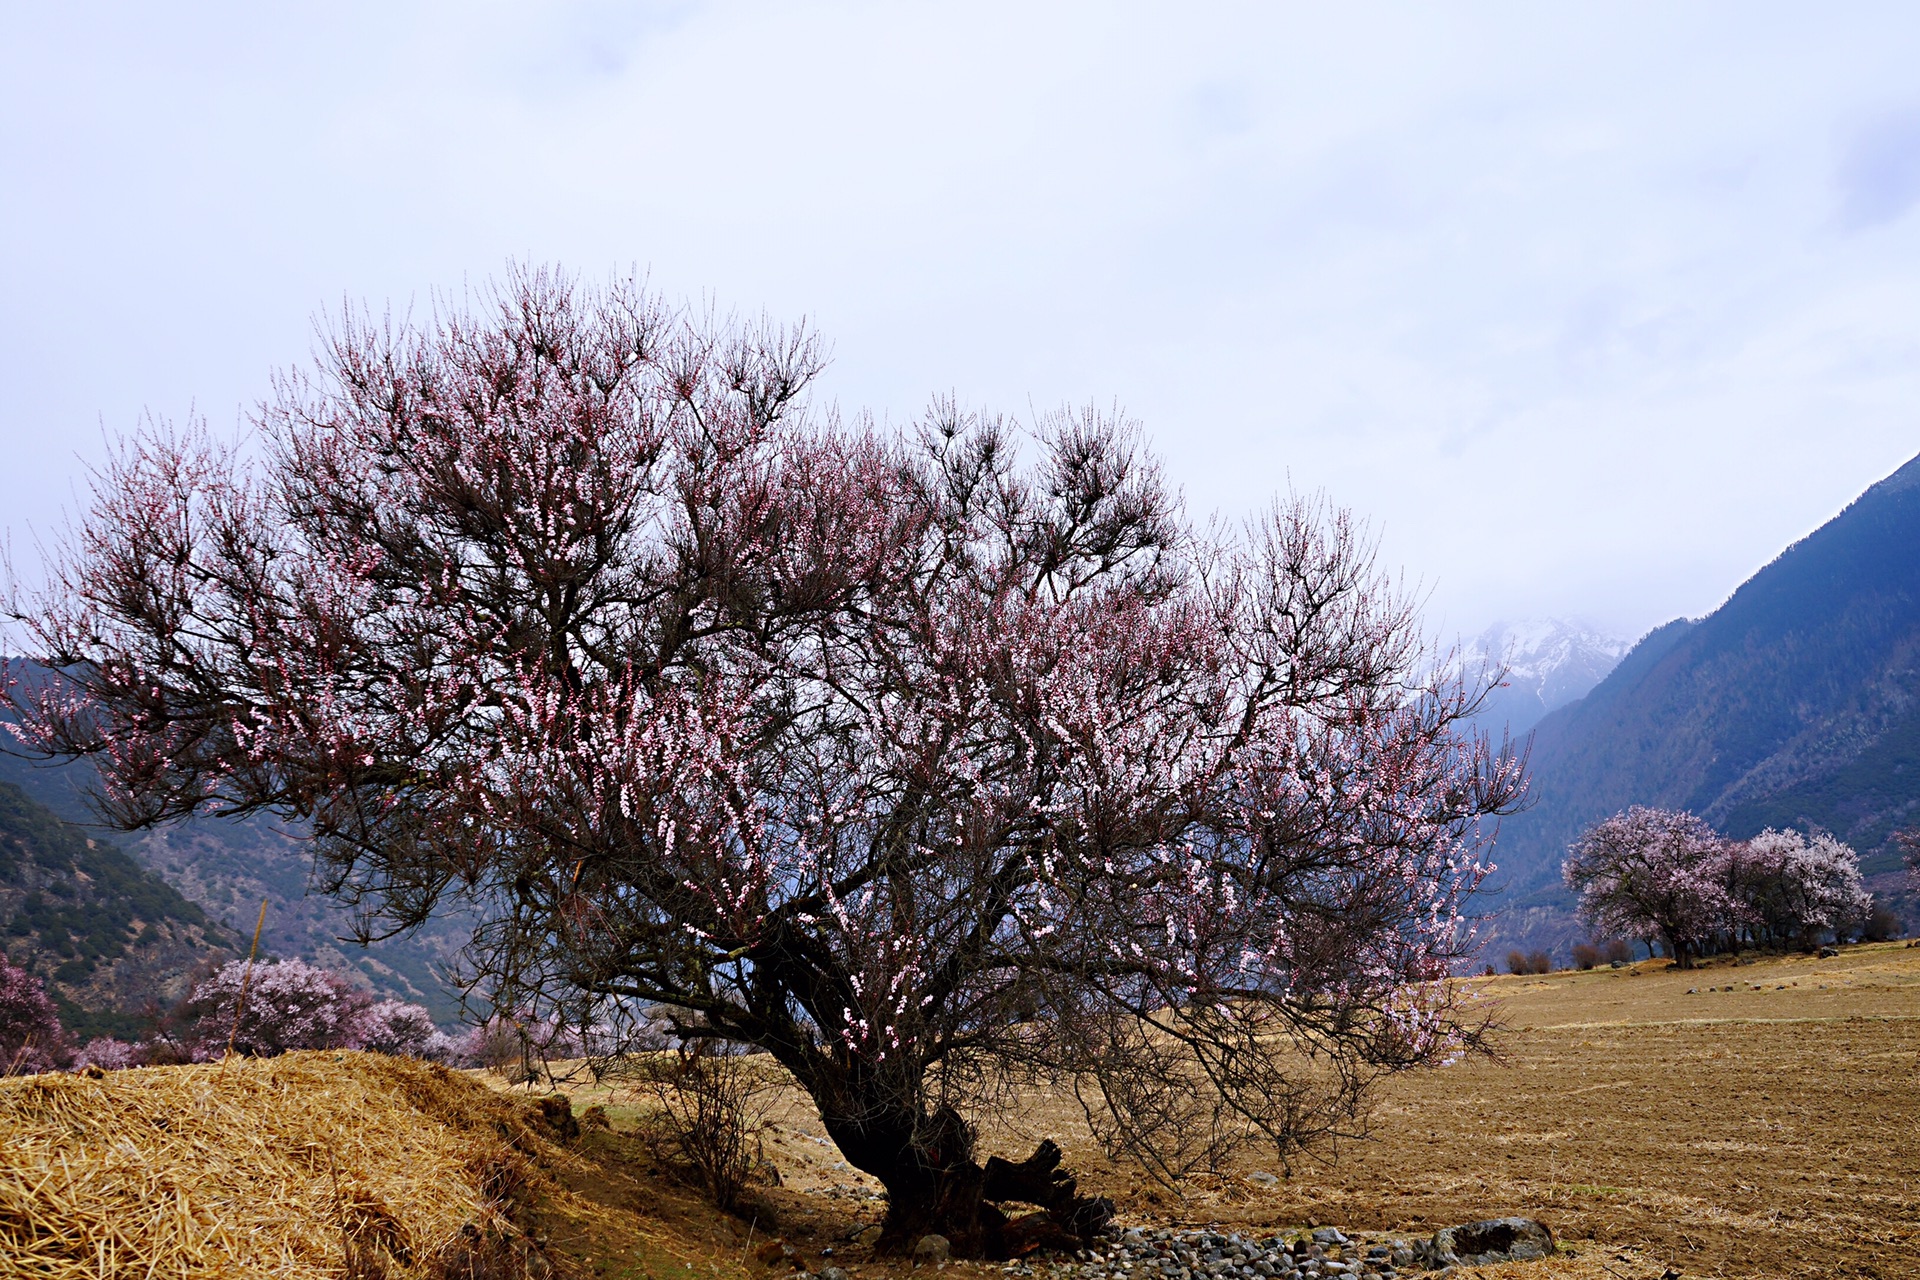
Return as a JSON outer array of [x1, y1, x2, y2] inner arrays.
[[0, 1051, 541, 1278], [959, 943, 1920, 1280], [5, 944, 1915, 1280]]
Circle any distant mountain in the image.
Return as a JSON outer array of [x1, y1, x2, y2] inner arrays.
[[1462, 618, 1629, 737], [0, 780, 236, 1039], [1484, 453, 1920, 948], [0, 720, 471, 1023]]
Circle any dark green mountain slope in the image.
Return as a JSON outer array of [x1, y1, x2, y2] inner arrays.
[[0, 780, 235, 1038], [0, 741, 470, 1023], [1492, 452, 1920, 913]]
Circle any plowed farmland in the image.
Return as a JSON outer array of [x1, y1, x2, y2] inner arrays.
[[953, 943, 1920, 1280], [534, 941, 1920, 1280]]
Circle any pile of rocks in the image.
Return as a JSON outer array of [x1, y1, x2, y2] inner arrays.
[[997, 1218, 1555, 1278]]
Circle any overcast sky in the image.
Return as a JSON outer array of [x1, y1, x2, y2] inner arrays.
[[5, 3, 1920, 644]]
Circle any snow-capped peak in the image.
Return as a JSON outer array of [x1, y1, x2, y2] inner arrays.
[[1460, 617, 1629, 734]]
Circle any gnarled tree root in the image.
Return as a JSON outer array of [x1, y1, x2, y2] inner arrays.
[[879, 1133, 1114, 1260]]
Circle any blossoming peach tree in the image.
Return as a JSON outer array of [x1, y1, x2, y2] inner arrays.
[[4, 269, 1523, 1256], [1566, 808, 1870, 962], [1563, 807, 1737, 968]]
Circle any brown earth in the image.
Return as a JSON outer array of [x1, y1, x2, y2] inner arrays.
[[1111, 942, 1920, 1280], [522, 942, 1920, 1280]]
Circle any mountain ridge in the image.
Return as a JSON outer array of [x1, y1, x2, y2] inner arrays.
[[1489, 452, 1920, 930], [1462, 617, 1629, 738], [0, 779, 237, 1039]]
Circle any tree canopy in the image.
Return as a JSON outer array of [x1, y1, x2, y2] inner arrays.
[[5, 269, 1524, 1254], [1565, 807, 1869, 966]]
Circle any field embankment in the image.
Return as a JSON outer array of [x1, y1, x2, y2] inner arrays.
[[0, 1050, 756, 1279]]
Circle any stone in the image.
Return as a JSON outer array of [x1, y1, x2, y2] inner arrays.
[[1429, 1218, 1554, 1265], [850, 1225, 884, 1249], [819, 1269, 851, 1280], [913, 1234, 952, 1267], [1311, 1229, 1347, 1246]]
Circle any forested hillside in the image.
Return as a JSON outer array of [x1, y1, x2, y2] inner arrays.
[[0, 716, 470, 1022], [1488, 452, 1920, 935], [0, 780, 234, 1038]]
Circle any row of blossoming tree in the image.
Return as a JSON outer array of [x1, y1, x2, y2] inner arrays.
[[2, 268, 1526, 1256], [1563, 806, 1882, 968]]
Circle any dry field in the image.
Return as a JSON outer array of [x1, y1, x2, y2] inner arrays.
[[962, 941, 1920, 1280], [547, 943, 1920, 1280], [2, 942, 1913, 1279]]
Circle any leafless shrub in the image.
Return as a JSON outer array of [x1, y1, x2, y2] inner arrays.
[[1071, 1038, 1252, 1186], [630, 1043, 776, 1214], [1570, 943, 1602, 971], [1526, 950, 1552, 974], [1604, 939, 1635, 964], [1505, 950, 1530, 975], [467, 1019, 534, 1082], [1860, 904, 1901, 942]]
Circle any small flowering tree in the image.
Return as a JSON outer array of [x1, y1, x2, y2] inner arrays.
[[72, 1037, 144, 1071], [0, 955, 66, 1074], [347, 997, 457, 1060], [178, 958, 367, 1059], [4, 269, 1525, 1255], [1899, 827, 1920, 891], [1564, 807, 1735, 968], [175, 959, 450, 1061], [1727, 829, 1870, 951]]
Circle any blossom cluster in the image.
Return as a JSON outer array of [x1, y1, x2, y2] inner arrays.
[[1565, 807, 1873, 964], [173, 958, 460, 1062], [5, 269, 1530, 1180]]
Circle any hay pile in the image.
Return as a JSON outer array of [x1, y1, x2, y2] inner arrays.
[[0, 1051, 543, 1278]]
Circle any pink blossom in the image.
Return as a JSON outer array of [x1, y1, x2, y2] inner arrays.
[[0, 956, 66, 1074], [4, 270, 1527, 1240]]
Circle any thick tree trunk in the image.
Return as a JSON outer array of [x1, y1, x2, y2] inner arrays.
[[820, 1103, 1113, 1259]]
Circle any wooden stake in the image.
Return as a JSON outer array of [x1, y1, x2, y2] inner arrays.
[[227, 897, 270, 1061]]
